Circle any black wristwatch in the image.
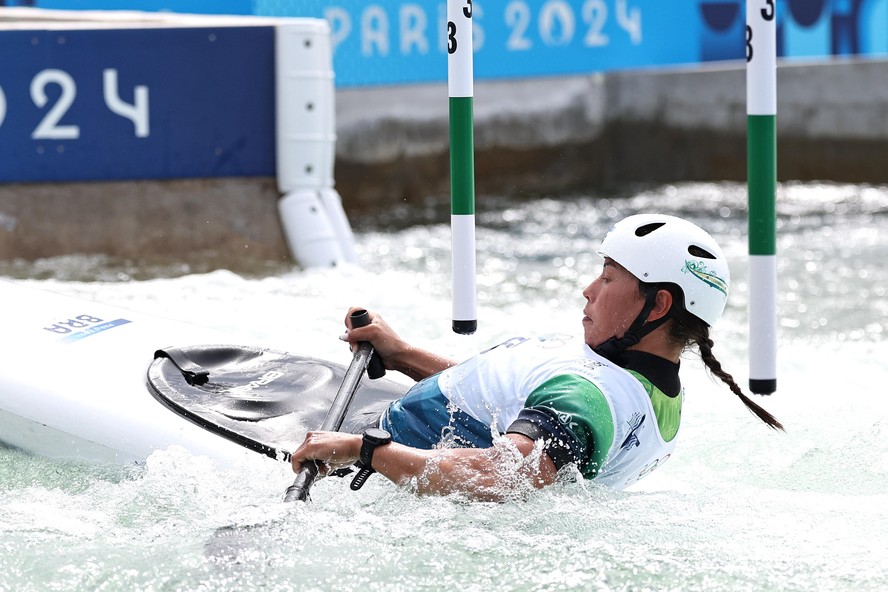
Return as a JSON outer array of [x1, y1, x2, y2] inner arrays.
[[350, 428, 392, 491]]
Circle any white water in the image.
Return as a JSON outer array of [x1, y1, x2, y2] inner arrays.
[[1, 182, 886, 591]]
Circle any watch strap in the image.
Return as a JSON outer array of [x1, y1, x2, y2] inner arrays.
[[350, 428, 391, 491], [349, 461, 374, 491]]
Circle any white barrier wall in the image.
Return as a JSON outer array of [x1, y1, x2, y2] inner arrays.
[[0, 8, 356, 269], [275, 21, 357, 267]]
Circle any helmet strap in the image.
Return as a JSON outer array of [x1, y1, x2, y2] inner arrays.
[[593, 285, 673, 361]]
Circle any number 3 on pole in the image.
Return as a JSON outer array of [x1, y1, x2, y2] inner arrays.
[[447, 0, 472, 54], [448, 0, 477, 335], [747, 0, 775, 63]]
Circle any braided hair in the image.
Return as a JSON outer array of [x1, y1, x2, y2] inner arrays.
[[640, 282, 784, 431]]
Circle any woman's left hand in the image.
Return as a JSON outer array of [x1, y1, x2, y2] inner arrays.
[[291, 431, 362, 475]]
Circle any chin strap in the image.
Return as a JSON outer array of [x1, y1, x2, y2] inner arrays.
[[594, 286, 672, 362]]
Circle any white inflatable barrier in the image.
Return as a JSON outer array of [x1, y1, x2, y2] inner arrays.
[[275, 21, 356, 267], [277, 189, 340, 267], [318, 187, 358, 262]]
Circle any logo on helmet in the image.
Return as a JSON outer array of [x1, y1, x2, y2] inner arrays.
[[683, 261, 728, 295]]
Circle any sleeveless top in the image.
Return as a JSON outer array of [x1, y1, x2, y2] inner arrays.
[[381, 335, 682, 490]]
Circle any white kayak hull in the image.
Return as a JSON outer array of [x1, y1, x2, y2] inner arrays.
[[0, 279, 264, 466]]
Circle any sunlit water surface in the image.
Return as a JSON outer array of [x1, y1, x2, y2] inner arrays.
[[1, 182, 886, 591]]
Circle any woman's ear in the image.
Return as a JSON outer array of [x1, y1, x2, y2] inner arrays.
[[648, 288, 674, 322]]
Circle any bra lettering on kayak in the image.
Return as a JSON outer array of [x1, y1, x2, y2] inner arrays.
[[43, 314, 106, 334]]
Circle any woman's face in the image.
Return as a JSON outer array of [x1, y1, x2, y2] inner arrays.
[[582, 258, 646, 348]]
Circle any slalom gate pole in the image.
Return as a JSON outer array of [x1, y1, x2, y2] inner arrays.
[[448, 0, 477, 335], [746, 0, 777, 395]]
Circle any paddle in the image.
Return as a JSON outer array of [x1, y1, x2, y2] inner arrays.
[[283, 309, 383, 502]]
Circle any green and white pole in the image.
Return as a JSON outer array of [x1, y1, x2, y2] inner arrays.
[[448, 0, 477, 335], [746, 0, 777, 395]]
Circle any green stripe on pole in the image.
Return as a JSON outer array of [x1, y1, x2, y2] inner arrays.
[[747, 114, 776, 256], [449, 96, 475, 216]]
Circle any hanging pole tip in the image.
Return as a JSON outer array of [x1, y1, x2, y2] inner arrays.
[[749, 379, 777, 396], [452, 320, 477, 335]]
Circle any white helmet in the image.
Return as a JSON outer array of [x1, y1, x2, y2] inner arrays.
[[598, 214, 730, 327]]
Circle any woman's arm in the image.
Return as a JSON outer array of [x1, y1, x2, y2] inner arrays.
[[342, 308, 457, 381], [291, 431, 559, 502]]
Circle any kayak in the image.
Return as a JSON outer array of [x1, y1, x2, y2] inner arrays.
[[0, 279, 406, 466]]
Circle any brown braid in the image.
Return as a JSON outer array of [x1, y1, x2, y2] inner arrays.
[[640, 282, 784, 431], [693, 331, 784, 431]]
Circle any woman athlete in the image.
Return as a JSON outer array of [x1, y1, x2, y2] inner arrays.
[[290, 214, 783, 500]]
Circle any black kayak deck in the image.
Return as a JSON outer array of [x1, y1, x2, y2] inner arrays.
[[147, 344, 408, 461]]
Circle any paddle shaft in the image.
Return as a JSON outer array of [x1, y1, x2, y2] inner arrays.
[[284, 310, 376, 502]]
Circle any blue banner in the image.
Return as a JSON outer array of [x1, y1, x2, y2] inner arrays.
[[0, 26, 275, 182], [25, 1, 887, 87], [260, 0, 887, 86], [22, 0, 254, 13], [259, 1, 706, 86]]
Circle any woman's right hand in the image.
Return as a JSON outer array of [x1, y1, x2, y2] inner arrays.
[[341, 308, 408, 370], [340, 308, 457, 381]]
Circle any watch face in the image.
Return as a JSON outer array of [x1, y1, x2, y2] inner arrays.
[[364, 427, 392, 444]]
